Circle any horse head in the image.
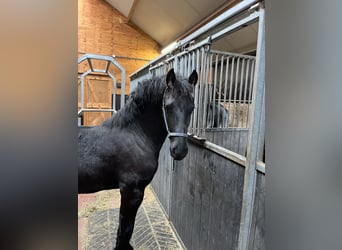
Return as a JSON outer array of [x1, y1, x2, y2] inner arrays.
[[162, 68, 198, 160]]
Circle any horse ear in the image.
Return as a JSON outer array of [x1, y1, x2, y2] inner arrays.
[[166, 68, 176, 88], [188, 70, 198, 86]]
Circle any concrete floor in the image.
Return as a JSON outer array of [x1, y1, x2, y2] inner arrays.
[[78, 186, 184, 250]]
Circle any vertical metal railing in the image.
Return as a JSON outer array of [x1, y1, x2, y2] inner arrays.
[[149, 46, 256, 136], [189, 50, 256, 133]]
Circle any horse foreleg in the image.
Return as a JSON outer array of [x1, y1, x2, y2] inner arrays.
[[114, 186, 145, 250]]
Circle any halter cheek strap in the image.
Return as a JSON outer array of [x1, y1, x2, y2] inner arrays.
[[162, 88, 188, 138]]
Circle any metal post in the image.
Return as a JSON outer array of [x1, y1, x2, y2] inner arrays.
[[237, 7, 265, 250], [120, 70, 125, 109]]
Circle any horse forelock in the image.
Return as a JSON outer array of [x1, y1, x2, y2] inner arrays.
[[175, 76, 194, 97]]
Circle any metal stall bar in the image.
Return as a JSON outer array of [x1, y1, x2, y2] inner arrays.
[[246, 60, 255, 126], [80, 70, 91, 113], [237, 58, 245, 128], [211, 53, 219, 128], [210, 50, 256, 59], [242, 59, 251, 127], [78, 109, 117, 114], [196, 46, 206, 135], [107, 71, 117, 112], [184, 53, 188, 76], [233, 57, 240, 127], [237, 7, 265, 250], [201, 52, 212, 133], [191, 48, 201, 134], [223, 55, 229, 113], [211, 10, 260, 42], [188, 51, 196, 133], [217, 54, 225, 127], [105, 61, 110, 73], [228, 56, 235, 127], [87, 58, 94, 72]]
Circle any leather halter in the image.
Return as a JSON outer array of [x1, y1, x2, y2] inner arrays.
[[162, 88, 188, 138]]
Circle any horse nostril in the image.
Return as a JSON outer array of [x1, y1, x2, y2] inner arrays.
[[170, 144, 180, 157], [171, 147, 177, 156]]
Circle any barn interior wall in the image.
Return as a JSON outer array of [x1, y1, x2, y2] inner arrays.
[[78, 0, 161, 95], [154, 140, 265, 249], [171, 141, 245, 250]]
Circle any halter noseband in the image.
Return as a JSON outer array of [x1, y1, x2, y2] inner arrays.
[[162, 88, 188, 138]]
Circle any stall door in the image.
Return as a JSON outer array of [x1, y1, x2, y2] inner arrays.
[[78, 75, 113, 126]]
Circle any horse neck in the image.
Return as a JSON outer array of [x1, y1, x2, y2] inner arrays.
[[135, 102, 168, 153]]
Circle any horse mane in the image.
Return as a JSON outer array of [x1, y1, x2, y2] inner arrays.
[[102, 74, 166, 129], [102, 73, 193, 129]]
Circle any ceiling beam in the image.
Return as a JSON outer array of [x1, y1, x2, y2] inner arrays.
[[126, 0, 139, 22], [177, 0, 241, 41]]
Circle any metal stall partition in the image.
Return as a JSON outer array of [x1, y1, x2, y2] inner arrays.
[[148, 43, 256, 156], [78, 54, 126, 126], [129, 1, 265, 249]]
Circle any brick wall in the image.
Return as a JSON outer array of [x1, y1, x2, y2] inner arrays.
[[78, 0, 161, 94]]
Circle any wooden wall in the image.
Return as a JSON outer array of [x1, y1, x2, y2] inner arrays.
[[152, 140, 173, 215], [78, 0, 161, 95], [172, 142, 245, 250], [153, 139, 265, 249], [205, 129, 249, 155]]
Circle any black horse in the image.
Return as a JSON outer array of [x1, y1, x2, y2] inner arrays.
[[207, 101, 229, 128], [78, 68, 198, 250]]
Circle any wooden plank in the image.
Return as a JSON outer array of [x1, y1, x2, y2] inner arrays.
[[180, 143, 194, 247], [189, 143, 202, 250], [166, 141, 246, 249], [231, 129, 241, 153], [206, 151, 225, 249], [187, 145, 199, 248], [238, 130, 249, 155], [221, 154, 245, 248], [197, 150, 212, 250], [170, 151, 180, 228], [152, 139, 172, 216], [204, 129, 248, 155]]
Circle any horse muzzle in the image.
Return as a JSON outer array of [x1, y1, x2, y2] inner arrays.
[[170, 139, 188, 160]]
